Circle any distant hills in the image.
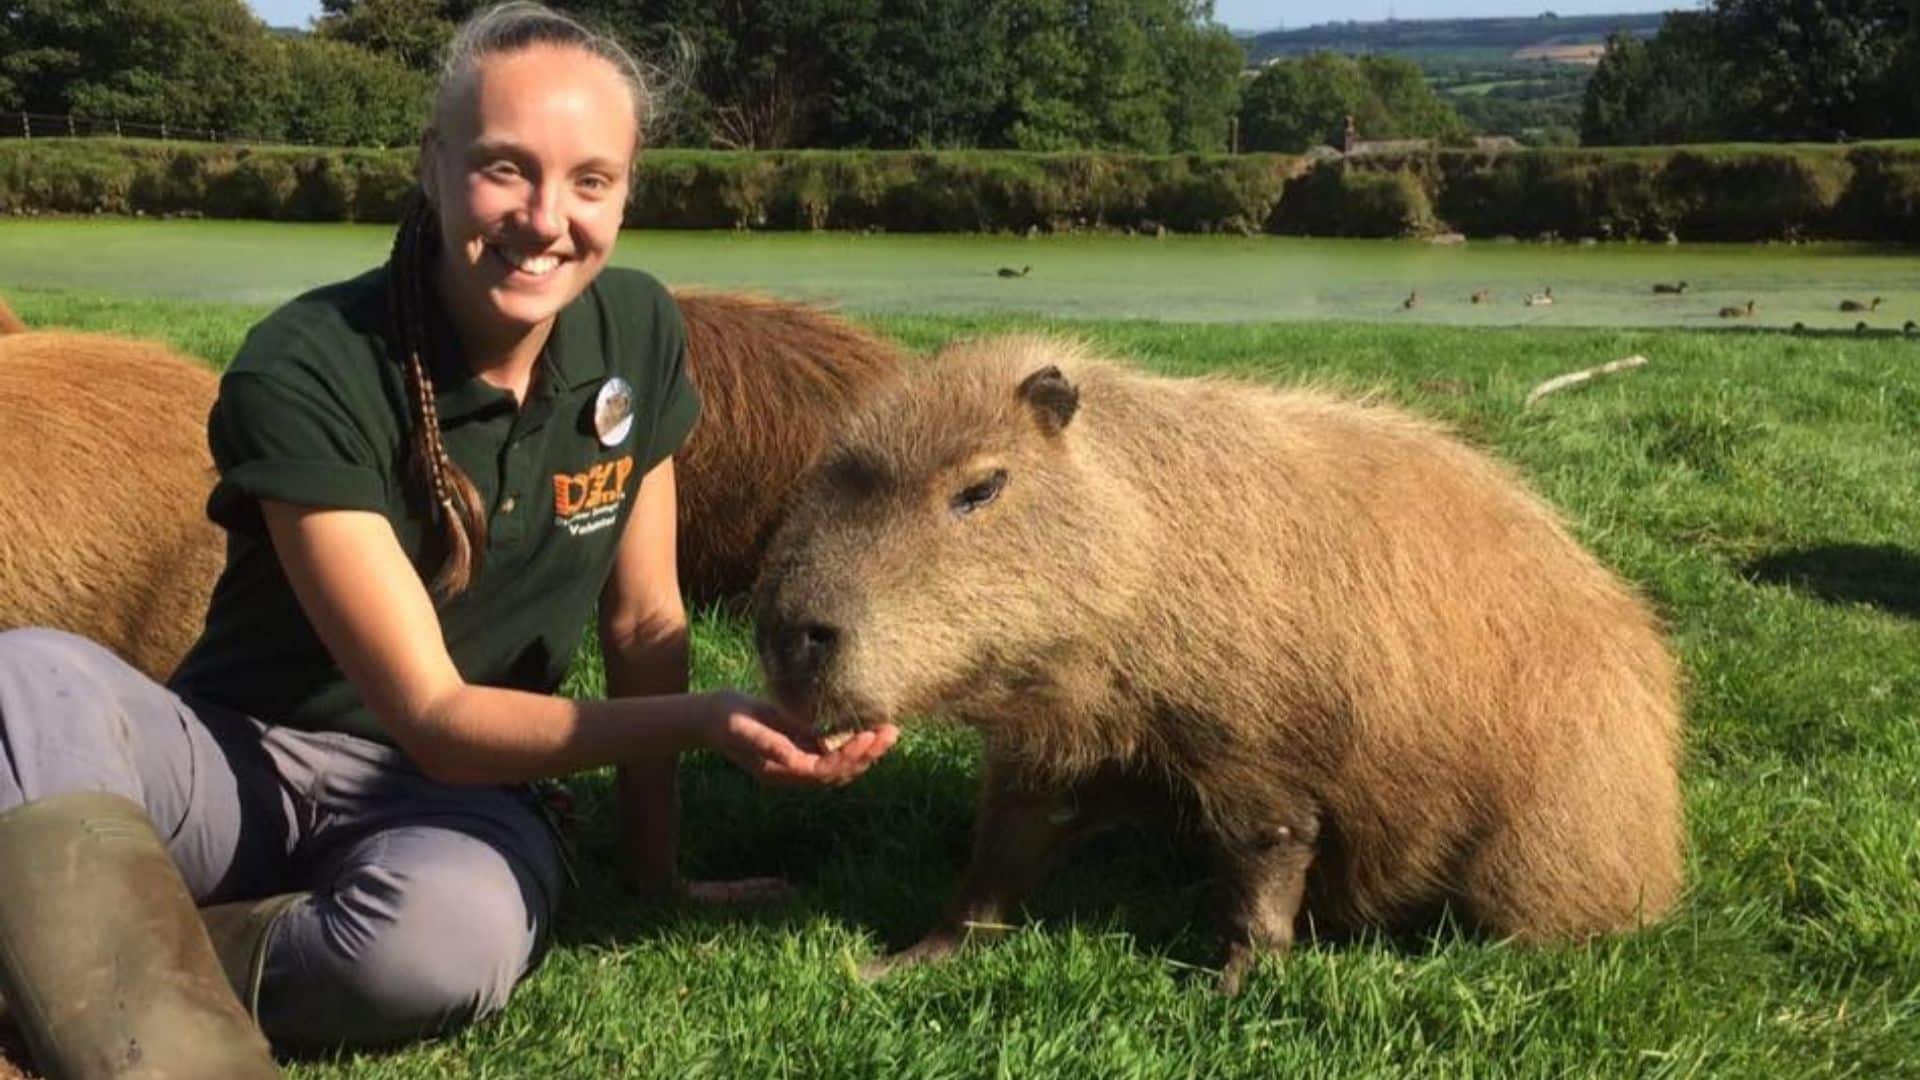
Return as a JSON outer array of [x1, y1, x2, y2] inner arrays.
[[1242, 12, 1668, 64]]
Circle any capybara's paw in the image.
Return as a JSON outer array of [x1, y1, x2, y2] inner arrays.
[[859, 931, 963, 982], [1216, 943, 1256, 997]]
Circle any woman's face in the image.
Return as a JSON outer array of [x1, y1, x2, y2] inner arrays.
[[422, 44, 636, 348]]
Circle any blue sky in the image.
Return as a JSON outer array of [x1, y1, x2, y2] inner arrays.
[[246, 1, 1687, 34]]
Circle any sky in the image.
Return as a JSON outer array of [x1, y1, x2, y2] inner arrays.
[[245, 1, 1688, 34]]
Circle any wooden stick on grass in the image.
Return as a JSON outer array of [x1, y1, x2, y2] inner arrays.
[[1524, 355, 1650, 408]]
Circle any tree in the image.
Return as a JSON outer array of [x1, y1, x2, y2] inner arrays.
[[1580, 0, 1918, 145], [1, 0, 289, 137], [276, 35, 432, 147], [1238, 52, 1464, 153], [819, 0, 1008, 148], [316, 0, 478, 72], [994, 0, 1243, 153]]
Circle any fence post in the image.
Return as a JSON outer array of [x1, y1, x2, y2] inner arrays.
[[20, 113, 28, 140], [114, 118, 122, 138], [68, 114, 76, 137], [160, 121, 167, 141]]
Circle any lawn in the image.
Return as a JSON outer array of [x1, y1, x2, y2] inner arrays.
[[7, 288, 1919, 1077]]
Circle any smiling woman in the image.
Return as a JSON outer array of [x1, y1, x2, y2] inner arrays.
[[0, 3, 895, 1074]]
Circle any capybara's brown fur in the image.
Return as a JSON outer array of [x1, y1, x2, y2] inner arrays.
[[0, 332, 224, 682], [0, 291, 904, 681], [0, 296, 25, 335], [671, 290, 905, 601], [755, 335, 1684, 988]]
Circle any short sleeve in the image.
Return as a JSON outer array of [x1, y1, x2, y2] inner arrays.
[[205, 371, 388, 536], [641, 292, 700, 471]]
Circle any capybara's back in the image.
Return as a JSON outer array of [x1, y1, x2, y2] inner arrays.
[[756, 335, 1682, 982], [0, 332, 224, 681], [673, 291, 904, 603], [0, 295, 25, 335]]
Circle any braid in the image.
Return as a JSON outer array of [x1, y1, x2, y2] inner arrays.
[[388, 190, 489, 598]]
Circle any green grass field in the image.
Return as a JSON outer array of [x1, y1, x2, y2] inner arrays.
[[8, 289, 1919, 1077]]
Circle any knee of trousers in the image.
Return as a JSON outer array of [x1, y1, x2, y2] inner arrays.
[[0, 627, 148, 811], [265, 838, 550, 1049]]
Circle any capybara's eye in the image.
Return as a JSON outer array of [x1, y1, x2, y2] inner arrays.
[[950, 469, 1008, 517]]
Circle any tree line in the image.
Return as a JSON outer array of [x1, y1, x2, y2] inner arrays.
[[1582, 0, 1920, 145], [0, 0, 1248, 152], [6, 0, 1913, 158]]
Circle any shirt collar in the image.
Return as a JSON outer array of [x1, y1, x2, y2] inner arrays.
[[399, 270, 609, 422]]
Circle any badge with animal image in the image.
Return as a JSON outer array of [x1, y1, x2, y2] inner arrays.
[[594, 376, 635, 448]]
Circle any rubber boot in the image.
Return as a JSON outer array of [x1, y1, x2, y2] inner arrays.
[[198, 893, 305, 1024], [0, 792, 280, 1079]]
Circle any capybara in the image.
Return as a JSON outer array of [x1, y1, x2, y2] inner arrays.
[[671, 290, 905, 601], [0, 329, 225, 682], [0, 296, 24, 335], [0, 290, 904, 680], [754, 335, 1684, 991]]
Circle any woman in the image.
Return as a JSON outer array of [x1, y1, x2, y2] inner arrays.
[[0, 3, 895, 1072]]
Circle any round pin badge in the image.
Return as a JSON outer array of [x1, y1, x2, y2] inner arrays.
[[594, 376, 635, 448]]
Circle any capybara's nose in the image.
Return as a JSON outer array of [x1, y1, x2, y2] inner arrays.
[[771, 621, 840, 687]]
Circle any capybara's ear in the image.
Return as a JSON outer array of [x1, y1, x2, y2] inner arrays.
[[1016, 365, 1078, 435]]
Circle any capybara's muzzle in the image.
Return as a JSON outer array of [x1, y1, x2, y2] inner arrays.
[[756, 616, 841, 706]]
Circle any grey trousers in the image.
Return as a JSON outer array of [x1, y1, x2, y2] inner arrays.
[[0, 628, 565, 1052]]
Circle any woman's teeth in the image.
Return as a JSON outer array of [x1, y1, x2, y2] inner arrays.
[[495, 247, 561, 276]]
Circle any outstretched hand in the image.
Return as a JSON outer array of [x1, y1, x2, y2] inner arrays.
[[704, 690, 898, 787]]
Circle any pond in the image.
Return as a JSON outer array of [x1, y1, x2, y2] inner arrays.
[[2, 218, 1916, 330]]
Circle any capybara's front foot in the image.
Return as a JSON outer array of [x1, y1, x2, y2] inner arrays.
[[1217, 942, 1261, 996], [859, 928, 965, 981]]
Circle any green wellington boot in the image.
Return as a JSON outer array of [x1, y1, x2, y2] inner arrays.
[[0, 792, 280, 1079], [198, 893, 306, 1023]]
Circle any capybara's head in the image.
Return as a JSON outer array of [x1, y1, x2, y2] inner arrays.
[[753, 336, 1147, 731]]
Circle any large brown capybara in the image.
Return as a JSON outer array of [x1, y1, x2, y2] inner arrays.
[[0, 291, 904, 681], [0, 329, 225, 682], [754, 335, 1685, 992]]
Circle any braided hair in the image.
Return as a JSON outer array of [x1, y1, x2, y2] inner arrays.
[[387, 190, 489, 598]]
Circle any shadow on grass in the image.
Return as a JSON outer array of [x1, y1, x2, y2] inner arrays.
[[1744, 543, 1920, 618], [543, 745, 1476, 978]]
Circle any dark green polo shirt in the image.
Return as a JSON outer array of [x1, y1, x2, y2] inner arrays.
[[169, 266, 698, 742]]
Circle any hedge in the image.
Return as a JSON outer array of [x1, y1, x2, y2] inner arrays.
[[3, 137, 1918, 242]]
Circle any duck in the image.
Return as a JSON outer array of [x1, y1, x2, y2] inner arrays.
[[1855, 321, 1872, 334], [1838, 296, 1881, 312], [1792, 321, 1808, 333], [1905, 320, 1918, 336], [1718, 300, 1755, 318], [1470, 288, 1490, 304], [1523, 287, 1554, 307], [1402, 290, 1420, 310], [997, 265, 1031, 278], [1652, 281, 1689, 294]]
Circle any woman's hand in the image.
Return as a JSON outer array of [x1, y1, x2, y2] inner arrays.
[[701, 690, 898, 787]]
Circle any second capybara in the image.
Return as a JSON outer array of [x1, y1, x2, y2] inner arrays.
[[0, 290, 905, 681], [0, 329, 225, 682], [671, 290, 906, 602], [754, 335, 1684, 990]]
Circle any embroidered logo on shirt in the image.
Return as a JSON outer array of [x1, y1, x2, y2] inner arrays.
[[553, 456, 633, 536]]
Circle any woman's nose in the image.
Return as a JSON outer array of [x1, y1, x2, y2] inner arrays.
[[518, 184, 565, 241]]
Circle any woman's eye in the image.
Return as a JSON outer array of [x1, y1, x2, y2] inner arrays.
[[578, 174, 612, 195], [950, 470, 1007, 517]]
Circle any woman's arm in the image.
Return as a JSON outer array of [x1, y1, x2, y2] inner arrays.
[[261, 497, 701, 783], [260, 477, 895, 789]]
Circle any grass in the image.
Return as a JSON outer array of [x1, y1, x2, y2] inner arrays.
[[9, 288, 1920, 1076]]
